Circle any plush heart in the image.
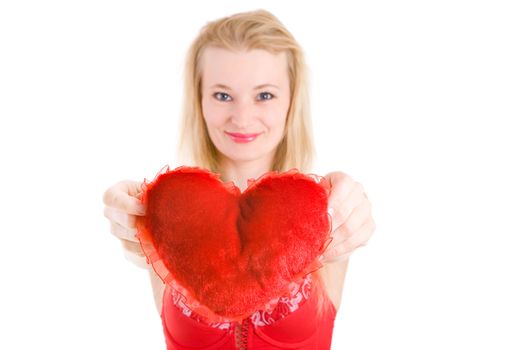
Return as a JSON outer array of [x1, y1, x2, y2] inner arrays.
[[136, 166, 332, 322]]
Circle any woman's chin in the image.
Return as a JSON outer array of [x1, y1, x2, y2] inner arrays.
[[220, 151, 271, 165]]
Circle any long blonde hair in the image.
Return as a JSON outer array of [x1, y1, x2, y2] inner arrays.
[[177, 9, 333, 319]]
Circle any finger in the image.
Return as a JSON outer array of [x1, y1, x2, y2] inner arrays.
[[124, 242, 149, 269], [321, 219, 375, 262], [344, 197, 372, 234], [104, 206, 138, 229], [321, 251, 352, 264], [123, 250, 149, 269], [327, 198, 371, 250], [103, 181, 146, 216], [326, 172, 356, 214], [121, 239, 145, 257], [116, 180, 144, 197], [323, 220, 351, 253], [110, 222, 139, 242], [326, 177, 362, 231], [348, 218, 376, 248], [321, 241, 352, 263], [324, 212, 352, 251], [341, 219, 375, 255], [328, 182, 358, 232]]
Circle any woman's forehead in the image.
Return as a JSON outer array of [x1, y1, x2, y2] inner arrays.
[[200, 47, 289, 88]]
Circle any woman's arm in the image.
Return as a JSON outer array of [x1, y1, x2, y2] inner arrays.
[[319, 258, 350, 312], [121, 240, 165, 316], [147, 266, 165, 316], [103, 181, 166, 315], [120, 239, 165, 316]]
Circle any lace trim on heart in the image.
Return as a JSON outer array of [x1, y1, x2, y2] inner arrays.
[[169, 274, 314, 329]]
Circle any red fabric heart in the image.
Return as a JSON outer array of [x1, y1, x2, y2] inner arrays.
[[136, 166, 332, 323]]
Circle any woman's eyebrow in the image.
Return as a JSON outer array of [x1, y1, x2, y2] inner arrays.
[[210, 83, 280, 90]]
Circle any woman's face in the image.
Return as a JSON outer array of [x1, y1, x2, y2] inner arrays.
[[200, 47, 291, 167]]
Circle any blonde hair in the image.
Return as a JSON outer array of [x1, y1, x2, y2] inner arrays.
[[176, 9, 333, 320]]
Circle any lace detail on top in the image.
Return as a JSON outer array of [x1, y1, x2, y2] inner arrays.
[[169, 274, 314, 330]]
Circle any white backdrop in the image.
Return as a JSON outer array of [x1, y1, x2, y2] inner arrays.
[[1, 1, 524, 349]]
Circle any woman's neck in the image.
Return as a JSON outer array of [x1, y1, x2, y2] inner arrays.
[[218, 157, 273, 192]]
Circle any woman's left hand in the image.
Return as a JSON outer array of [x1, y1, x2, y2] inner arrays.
[[321, 171, 376, 264]]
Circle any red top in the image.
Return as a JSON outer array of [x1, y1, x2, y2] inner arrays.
[[160, 274, 337, 349]]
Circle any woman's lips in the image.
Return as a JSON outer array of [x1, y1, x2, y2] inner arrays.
[[225, 131, 262, 143]]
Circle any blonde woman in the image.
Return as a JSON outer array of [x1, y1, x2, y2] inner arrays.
[[103, 9, 375, 349]]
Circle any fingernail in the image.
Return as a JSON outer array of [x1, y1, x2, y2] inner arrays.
[[327, 207, 334, 216]]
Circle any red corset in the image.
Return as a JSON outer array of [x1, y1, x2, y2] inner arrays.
[[160, 274, 337, 349]]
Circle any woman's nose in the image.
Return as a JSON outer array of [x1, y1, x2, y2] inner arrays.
[[230, 100, 256, 128]]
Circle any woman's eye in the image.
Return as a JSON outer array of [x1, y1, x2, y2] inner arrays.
[[214, 92, 232, 101], [258, 92, 274, 101]]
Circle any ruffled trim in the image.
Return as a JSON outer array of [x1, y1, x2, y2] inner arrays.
[[168, 273, 315, 329], [136, 165, 334, 324]]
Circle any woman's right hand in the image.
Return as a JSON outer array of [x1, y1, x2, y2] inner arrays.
[[103, 180, 148, 269]]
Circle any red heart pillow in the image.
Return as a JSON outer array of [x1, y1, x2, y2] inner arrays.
[[136, 166, 332, 323]]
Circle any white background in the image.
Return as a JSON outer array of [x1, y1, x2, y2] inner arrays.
[[1, 1, 524, 349]]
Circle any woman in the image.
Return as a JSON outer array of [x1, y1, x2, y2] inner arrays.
[[103, 9, 375, 349]]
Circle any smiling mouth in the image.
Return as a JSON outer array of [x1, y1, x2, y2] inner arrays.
[[225, 131, 262, 143]]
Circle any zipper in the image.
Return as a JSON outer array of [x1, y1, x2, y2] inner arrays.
[[234, 318, 250, 349]]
